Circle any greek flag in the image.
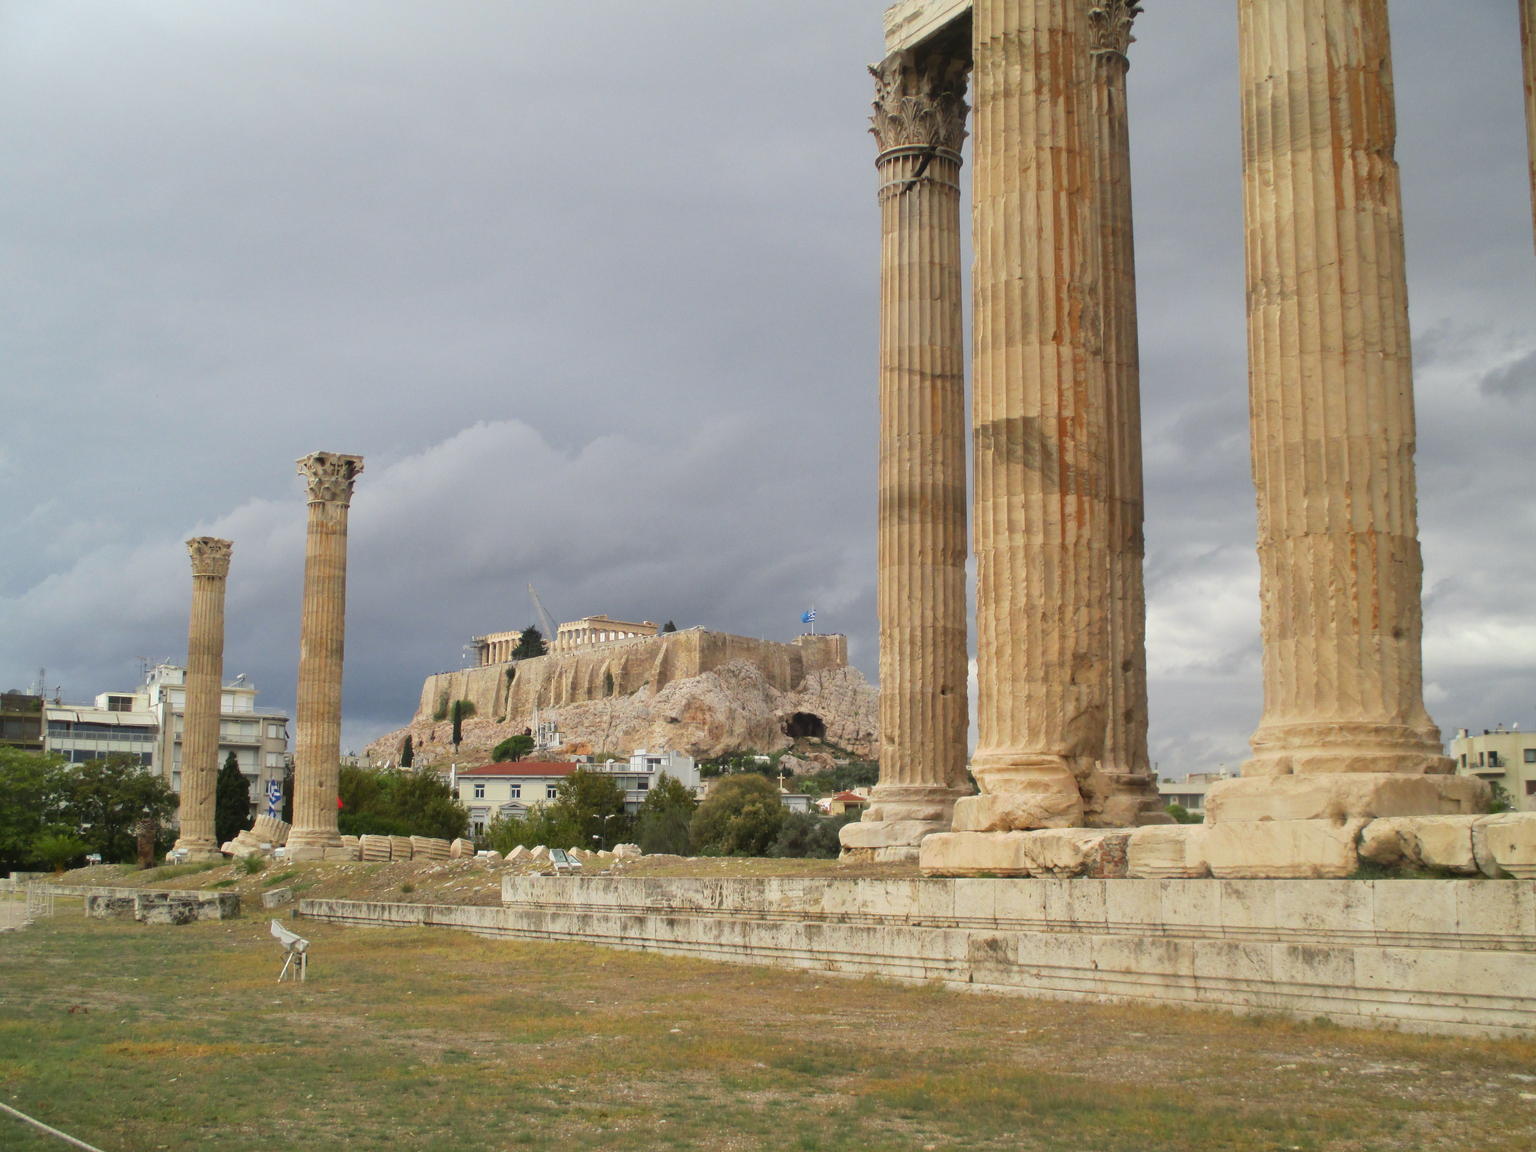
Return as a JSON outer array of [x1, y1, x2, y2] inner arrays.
[[801, 609, 816, 625]]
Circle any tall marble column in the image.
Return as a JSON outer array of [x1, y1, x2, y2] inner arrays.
[[951, 0, 1107, 834], [841, 44, 973, 861], [286, 452, 364, 860], [1088, 1, 1166, 827], [1208, 0, 1483, 824], [173, 537, 233, 861], [1523, 0, 1536, 251]]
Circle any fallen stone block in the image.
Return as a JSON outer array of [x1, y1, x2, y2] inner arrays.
[[261, 887, 293, 909], [359, 834, 392, 861], [450, 838, 476, 859], [1127, 824, 1210, 878], [611, 844, 642, 859], [389, 836, 415, 860], [1477, 812, 1536, 879], [1204, 819, 1366, 879]]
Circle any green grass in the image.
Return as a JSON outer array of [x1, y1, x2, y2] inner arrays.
[[1, 915, 1533, 1151]]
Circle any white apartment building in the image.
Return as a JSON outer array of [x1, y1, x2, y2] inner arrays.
[[1451, 725, 1536, 812], [1156, 771, 1235, 818], [44, 664, 289, 817], [454, 749, 700, 835]]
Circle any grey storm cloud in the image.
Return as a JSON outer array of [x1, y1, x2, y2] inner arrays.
[[2, 1, 1533, 772]]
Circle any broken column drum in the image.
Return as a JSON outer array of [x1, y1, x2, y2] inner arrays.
[[286, 452, 364, 860], [953, 0, 1110, 833], [1208, 0, 1485, 822], [843, 44, 974, 858], [173, 537, 233, 861]]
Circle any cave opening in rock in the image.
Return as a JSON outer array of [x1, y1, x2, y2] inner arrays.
[[784, 712, 826, 740]]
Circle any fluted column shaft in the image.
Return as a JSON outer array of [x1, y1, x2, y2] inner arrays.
[[963, 0, 1106, 829], [869, 50, 972, 828], [1238, 0, 1448, 779], [287, 452, 363, 859], [174, 538, 232, 860], [1089, 2, 1162, 825], [1523, 0, 1536, 252]]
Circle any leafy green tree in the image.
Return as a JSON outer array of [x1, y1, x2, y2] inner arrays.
[[1165, 803, 1202, 825], [1489, 780, 1515, 814], [492, 734, 535, 763], [636, 773, 696, 855], [690, 774, 784, 857], [483, 806, 573, 855], [512, 626, 548, 660], [768, 810, 859, 859], [215, 751, 250, 847], [399, 735, 414, 768], [56, 753, 177, 864], [338, 765, 468, 840], [548, 768, 631, 850], [0, 747, 68, 871], [33, 831, 89, 873]]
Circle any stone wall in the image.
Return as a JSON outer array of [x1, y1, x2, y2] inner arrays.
[[84, 886, 240, 923], [298, 876, 1536, 1038]]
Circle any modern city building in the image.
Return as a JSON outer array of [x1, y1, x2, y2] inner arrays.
[[1156, 771, 1236, 818], [453, 749, 700, 835], [1451, 726, 1536, 812], [0, 692, 46, 753], [41, 664, 289, 820]]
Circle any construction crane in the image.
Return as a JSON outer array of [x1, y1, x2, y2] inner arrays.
[[527, 584, 557, 644]]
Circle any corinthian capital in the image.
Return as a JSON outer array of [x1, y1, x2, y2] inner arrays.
[[1089, 1, 1144, 60], [297, 452, 364, 506], [187, 537, 233, 578], [870, 49, 970, 154]]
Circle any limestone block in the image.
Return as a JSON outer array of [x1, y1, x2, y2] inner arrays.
[[359, 834, 391, 862], [839, 819, 948, 851], [1358, 816, 1480, 875], [612, 844, 641, 859], [528, 846, 549, 861], [952, 787, 1083, 834], [389, 836, 414, 860], [1127, 825, 1210, 879], [450, 838, 476, 859], [261, 887, 293, 909], [480, 851, 504, 865], [322, 846, 358, 861], [252, 815, 291, 846], [1478, 813, 1536, 880], [507, 845, 530, 862], [1017, 829, 1130, 879], [1204, 820, 1366, 880], [341, 835, 361, 851], [1205, 774, 1488, 824], [919, 832, 1033, 877]]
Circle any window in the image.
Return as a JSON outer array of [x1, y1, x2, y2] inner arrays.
[[546, 784, 558, 800], [637, 779, 649, 790], [510, 784, 521, 799], [1525, 749, 1535, 764], [1527, 780, 1536, 796], [473, 782, 485, 799], [106, 695, 134, 712]]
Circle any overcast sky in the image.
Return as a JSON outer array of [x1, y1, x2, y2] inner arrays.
[[2, 1, 1531, 776]]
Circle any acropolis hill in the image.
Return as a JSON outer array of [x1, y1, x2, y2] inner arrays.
[[367, 627, 877, 766]]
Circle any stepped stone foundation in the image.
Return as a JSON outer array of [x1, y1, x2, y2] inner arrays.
[[298, 873, 1536, 1038]]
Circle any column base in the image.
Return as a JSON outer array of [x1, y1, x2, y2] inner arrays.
[[1244, 721, 1455, 777], [839, 818, 952, 863], [962, 754, 1084, 830], [171, 843, 223, 863], [1093, 771, 1175, 827], [1205, 773, 1489, 824], [285, 830, 343, 861]]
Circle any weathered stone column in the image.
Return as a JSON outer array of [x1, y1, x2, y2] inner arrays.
[[1523, 0, 1536, 251], [286, 452, 363, 861], [841, 43, 973, 862], [173, 537, 232, 861], [1088, 1, 1166, 827], [951, 0, 1107, 833], [1207, 0, 1484, 829]]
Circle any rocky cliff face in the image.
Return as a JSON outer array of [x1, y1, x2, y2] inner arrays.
[[366, 659, 878, 767]]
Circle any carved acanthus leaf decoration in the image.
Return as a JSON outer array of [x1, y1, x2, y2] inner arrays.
[[1089, 1, 1144, 60], [870, 50, 970, 154], [297, 452, 364, 506], [187, 537, 233, 578]]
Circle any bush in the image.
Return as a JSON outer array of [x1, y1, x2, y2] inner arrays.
[[768, 811, 859, 859], [691, 774, 784, 857], [338, 764, 468, 840], [636, 774, 696, 856], [492, 734, 535, 763], [32, 832, 89, 873]]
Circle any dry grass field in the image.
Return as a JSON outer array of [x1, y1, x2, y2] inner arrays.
[[2, 891, 1535, 1152]]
